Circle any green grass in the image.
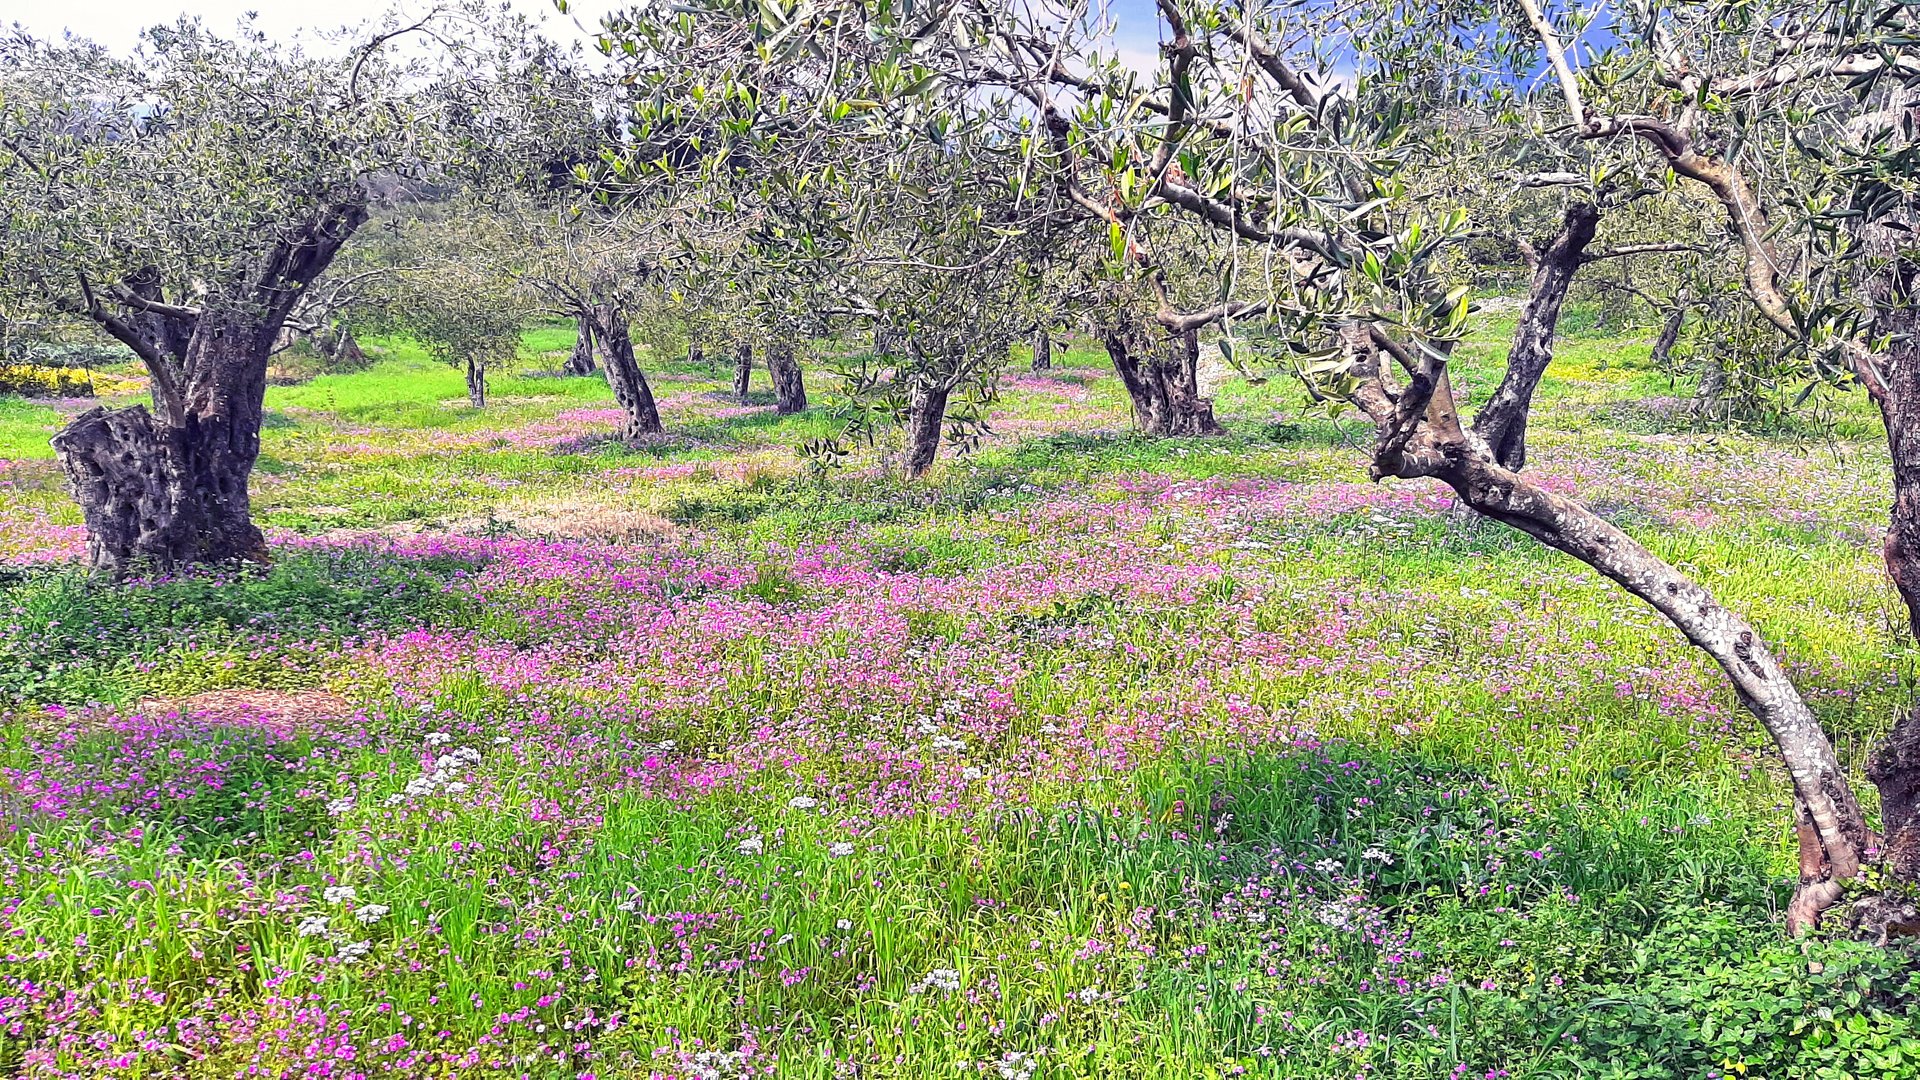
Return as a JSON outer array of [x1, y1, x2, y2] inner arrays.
[[0, 303, 1916, 1078]]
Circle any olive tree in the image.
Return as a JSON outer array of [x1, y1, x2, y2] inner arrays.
[[0, 19, 466, 574], [1511, 0, 1920, 933]]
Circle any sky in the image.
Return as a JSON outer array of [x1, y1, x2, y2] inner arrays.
[[5, 0, 620, 53], [6, 0, 1168, 61]]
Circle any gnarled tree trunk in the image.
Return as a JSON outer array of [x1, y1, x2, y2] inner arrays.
[[1473, 202, 1599, 470], [767, 343, 807, 414], [54, 333, 269, 577], [1032, 329, 1053, 372], [565, 316, 597, 376], [1103, 314, 1223, 436], [593, 304, 664, 439], [903, 381, 951, 480], [53, 200, 365, 576]]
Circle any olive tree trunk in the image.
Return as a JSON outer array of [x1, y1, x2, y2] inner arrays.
[[1346, 329, 1868, 933], [1032, 329, 1053, 372], [732, 340, 753, 401], [903, 382, 951, 479], [1102, 314, 1223, 436], [1473, 202, 1599, 470], [466, 357, 487, 409], [54, 319, 272, 575], [1650, 303, 1687, 371], [565, 315, 597, 376], [52, 199, 366, 576], [767, 343, 807, 414], [592, 304, 664, 439], [1863, 204, 1920, 937]]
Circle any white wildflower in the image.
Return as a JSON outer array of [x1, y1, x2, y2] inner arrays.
[[681, 1048, 750, 1080], [384, 793, 407, 806], [325, 797, 355, 815], [443, 781, 469, 794], [336, 939, 372, 963], [737, 836, 764, 856], [787, 796, 818, 809], [424, 732, 452, 747], [1313, 858, 1340, 874], [827, 842, 855, 858], [962, 766, 985, 781], [997, 1050, 1040, 1080], [836, 919, 853, 931], [323, 886, 357, 905], [492, 736, 510, 745], [296, 915, 331, 938], [930, 734, 966, 752], [909, 968, 963, 994], [354, 904, 391, 925], [404, 777, 439, 797], [1361, 847, 1394, 865]]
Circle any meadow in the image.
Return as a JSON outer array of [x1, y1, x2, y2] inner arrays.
[[0, 314, 1916, 1079]]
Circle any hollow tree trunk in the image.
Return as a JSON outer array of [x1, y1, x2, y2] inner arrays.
[[903, 382, 951, 479], [1032, 329, 1053, 372], [52, 313, 274, 576], [466, 357, 487, 409], [53, 199, 365, 577], [1473, 202, 1600, 470], [565, 316, 597, 376], [593, 304, 664, 439], [1102, 314, 1223, 436], [732, 340, 753, 401], [767, 343, 807, 414]]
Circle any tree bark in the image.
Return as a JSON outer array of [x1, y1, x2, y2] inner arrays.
[[1473, 201, 1600, 470], [53, 394, 267, 575], [466, 356, 487, 409], [875, 324, 901, 358], [689, 339, 705, 370], [1102, 313, 1223, 436], [565, 316, 597, 376], [1032, 328, 1053, 372], [767, 343, 807, 414], [903, 382, 951, 479], [1650, 303, 1686, 371], [732, 339, 753, 401], [53, 199, 366, 576], [323, 323, 368, 370], [1864, 196, 1920, 922], [593, 304, 664, 439]]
